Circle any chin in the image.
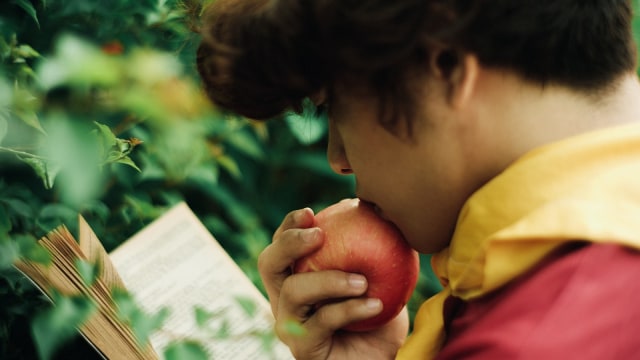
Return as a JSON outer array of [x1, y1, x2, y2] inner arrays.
[[406, 228, 454, 255]]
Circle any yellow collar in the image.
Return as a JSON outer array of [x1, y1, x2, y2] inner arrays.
[[444, 122, 640, 299], [398, 122, 640, 359]]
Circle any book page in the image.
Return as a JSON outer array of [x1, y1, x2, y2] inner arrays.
[[78, 215, 127, 293], [14, 225, 158, 360], [109, 202, 293, 359]]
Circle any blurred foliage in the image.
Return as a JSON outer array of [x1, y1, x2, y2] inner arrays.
[[1, 0, 639, 359], [0, 0, 357, 358]]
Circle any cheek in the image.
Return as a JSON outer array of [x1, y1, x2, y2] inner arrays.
[[339, 119, 469, 253]]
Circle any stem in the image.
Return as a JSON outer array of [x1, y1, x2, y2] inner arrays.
[[0, 146, 47, 160]]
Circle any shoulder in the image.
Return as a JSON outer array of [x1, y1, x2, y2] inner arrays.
[[437, 243, 640, 360]]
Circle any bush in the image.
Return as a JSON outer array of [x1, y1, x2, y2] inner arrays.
[[0, 1, 365, 358]]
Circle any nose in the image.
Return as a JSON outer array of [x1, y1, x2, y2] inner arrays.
[[327, 121, 353, 175]]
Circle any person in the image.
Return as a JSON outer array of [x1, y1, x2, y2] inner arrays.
[[196, 0, 640, 358]]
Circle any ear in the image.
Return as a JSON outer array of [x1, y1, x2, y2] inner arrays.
[[430, 50, 479, 108]]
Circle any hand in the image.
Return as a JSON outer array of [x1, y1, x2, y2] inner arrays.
[[259, 208, 409, 360]]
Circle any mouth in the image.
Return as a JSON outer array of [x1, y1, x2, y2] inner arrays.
[[372, 203, 384, 217], [358, 197, 408, 241], [358, 197, 386, 219]]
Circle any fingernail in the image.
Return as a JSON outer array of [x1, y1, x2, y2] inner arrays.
[[365, 298, 382, 310], [348, 274, 367, 289]]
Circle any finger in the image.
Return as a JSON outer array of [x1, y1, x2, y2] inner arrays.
[[272, 207, 315, 241], [258, 227, 324, 311], [278, 270, 369, 319], [363, 306, 411, 351], [306, 297, 383, 336], [261, 207, 319, 299], [275, 296, 383, 351], [260, 227, 324, 278], [276, 270, 374, 345]]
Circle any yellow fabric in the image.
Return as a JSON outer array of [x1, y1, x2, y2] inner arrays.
[[396, 122, 640, 359]]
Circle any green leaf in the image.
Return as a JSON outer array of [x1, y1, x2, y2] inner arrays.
[[0, 37, 10, 60], [13, 108, 45, 134], [137, 152, 167, 181], [105, 149, 124, 162], [285, 112, 327, 145], [32, 294, 96, 360], [12, 0, 40, 28], [0, 237, 19, 269], [37, 203, 78, 234], [75, 259, 99, 287], [15, 44, 40, 59], [126, 49, 183, 85], [225, 130, 264, 160], [282, 320, 306, 337], [186, 163, 219, 186], [163, 341, 209, 360], [93, 121, 117, 157], [112, 288, 169, 346], [17, 156, 60, 189], [193, 306, 215, 328], [37, 35, 121, 89], [115, 156, 141, 172], [285, 97, 328, 145], [2, 197, 34, 218], [0, 204, 11, 236], [42, 117, 107, 205], [17, 235, 51, 266], [214, 318, 231, 339], [0, 115, 7, 144], [111, 288, 137, 318], [234, 295, 257, 317], [216, 154, 240, 179], [122, 196, 167, 221], [87, 199, 110, 215], [133, 307, 169, 345], [0, 79, 12, 144]]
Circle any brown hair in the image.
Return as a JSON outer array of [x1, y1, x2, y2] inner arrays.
[[197, 0, 637, 126]]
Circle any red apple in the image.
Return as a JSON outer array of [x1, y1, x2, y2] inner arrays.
[[293, 198, 420, 332]]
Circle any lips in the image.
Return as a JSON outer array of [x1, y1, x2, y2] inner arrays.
[[357, 197, 387, 220], [372, 204, 384, 217]]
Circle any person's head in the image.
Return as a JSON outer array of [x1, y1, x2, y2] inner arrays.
[[197, 0, 638, 253]]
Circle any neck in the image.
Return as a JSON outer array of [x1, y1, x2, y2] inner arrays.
[[481, 71, 640, 172]]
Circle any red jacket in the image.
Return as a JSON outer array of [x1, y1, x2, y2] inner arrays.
[[437, 243, 640, 359]]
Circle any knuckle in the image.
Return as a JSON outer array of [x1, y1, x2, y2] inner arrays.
[[274, 319, 290, 341], [256, 249, 269, 274], [288, 345, 309, 360], [281, 229, 308, 254], [282, 209, 301, 228], [257, 244, 275, 274], [279, 276, 299, 301], [313, 301, 353, 331], [294, 228, 307, 244], [280, 275, 317, 309], [314, 299, 366, 330], [313, 306, 335, 328]]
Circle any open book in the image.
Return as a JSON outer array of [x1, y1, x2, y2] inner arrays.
[[15, 202, 293, 359]]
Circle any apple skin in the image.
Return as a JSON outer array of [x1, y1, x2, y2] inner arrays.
[[293, 198, 420, 332]]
